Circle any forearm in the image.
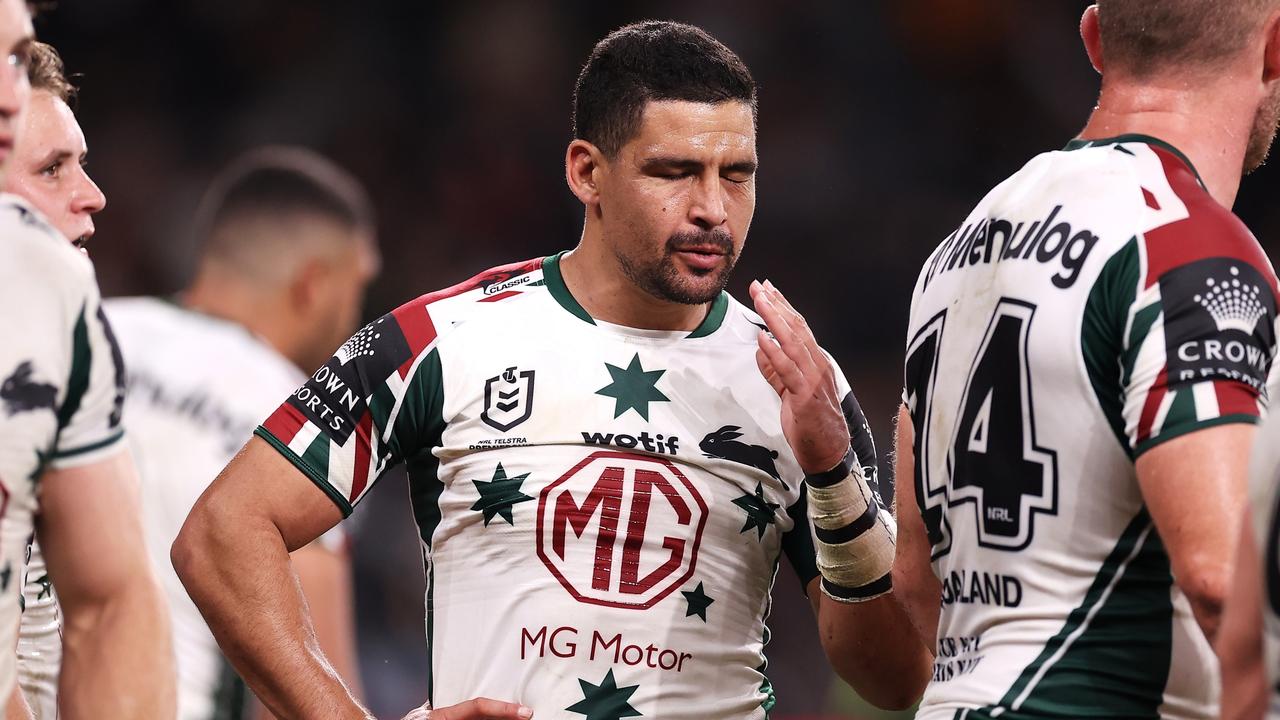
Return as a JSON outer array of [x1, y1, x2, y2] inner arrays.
[[174, 510, 369, 719], [58, 577, 174, 719], [817, 590, 932, 710]]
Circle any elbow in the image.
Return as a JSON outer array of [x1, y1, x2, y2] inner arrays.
[[825, 639, 929, 711], [1176, 566, 1229, 640], [170, 514, 211, 594]]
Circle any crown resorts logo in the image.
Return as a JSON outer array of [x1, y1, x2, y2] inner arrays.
[[336, 318, 385, 365], [1195, 266, 1267, 334]]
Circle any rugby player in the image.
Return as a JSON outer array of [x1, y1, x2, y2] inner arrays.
[[3, 39, 105, 720], [887, 1, 1280, 717], [0, 0, 175, 716], [107, 147, 375, 719], [173, 20, 926, 719]]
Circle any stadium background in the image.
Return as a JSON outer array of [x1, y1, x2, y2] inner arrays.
[[33, 1, 1280, 717]]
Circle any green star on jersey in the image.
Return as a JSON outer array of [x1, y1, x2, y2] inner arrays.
[[682, 581, 715, 622], [733, 482, 780, 539], [566, 669, 642, 720], [596, 353, 669, 420], [469, 462, 533, 527]]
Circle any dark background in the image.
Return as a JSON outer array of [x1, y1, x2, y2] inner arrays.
[[33, 1, 1280, 717]]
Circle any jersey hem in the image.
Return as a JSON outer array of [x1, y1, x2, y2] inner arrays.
[[253, 427, 355, 517], [47, 429, 125, 467], [1133, 413, 1260, 458]]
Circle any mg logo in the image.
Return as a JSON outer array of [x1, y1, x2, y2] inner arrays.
[[536, 451, 708, 609]]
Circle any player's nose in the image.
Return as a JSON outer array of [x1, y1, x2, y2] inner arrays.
[[72, 168, 106, 215], [688, 174, 728, 229]]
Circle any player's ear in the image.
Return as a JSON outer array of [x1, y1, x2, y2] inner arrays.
[[1261, 7, 1280, 83], [289, 257, 329, 315], [566, 139, 605, 207], [1081, 4, 1104, 75]]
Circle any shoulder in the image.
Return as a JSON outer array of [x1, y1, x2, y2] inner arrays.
[[0, 195, 93, 298], [1138, 146, 1275, 292], [384, 256, 547, 350]]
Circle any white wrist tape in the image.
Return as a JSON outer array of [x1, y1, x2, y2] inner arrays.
[[806, 447, 896, 603]]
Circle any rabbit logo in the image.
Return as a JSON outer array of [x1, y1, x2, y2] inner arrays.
[[699, 425, 786, 489]]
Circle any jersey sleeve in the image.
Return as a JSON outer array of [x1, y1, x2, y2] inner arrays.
[[256, 299, 446, 517], [49, 286, 127, 467], [1084, 207, 1279, 458], [0, 219, 126, 471]]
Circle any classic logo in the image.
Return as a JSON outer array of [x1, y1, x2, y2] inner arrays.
[[536, 451, 708, 609], [1164, 259, 1277, 392], [482, 366, 535, 432], [482, 274, 533, 296], [699, 425, 785, 487], [0, 361, 56, 416]]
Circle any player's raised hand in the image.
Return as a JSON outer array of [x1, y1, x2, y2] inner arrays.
[[400, 698, 534, 720], [750, 279, 850, 474]]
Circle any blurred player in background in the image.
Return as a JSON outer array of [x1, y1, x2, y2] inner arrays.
[[106, 147, 375, 719], [890, 1, 1280, 718], [173, 20, 928, 720], [3, 39, 106, 720], [0, 1, 175, 716]]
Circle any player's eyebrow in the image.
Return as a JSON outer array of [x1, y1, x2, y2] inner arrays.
[[35, 149, 71, 168], [641, 157, 758, 175]]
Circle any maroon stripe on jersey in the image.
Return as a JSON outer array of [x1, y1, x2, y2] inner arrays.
[[1136, 366, 1170, 444], [388, 256, 546, 379], [263, 403, 306, 444], [1215, 380, 1261, 417], [1144, 148, 1278, 295], [478, 290, 522, 303], [391, 303, 438, 380], [349, 412, 374, 502]]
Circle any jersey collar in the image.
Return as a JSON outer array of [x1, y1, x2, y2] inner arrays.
[[541, 251, 729, 337], [1063, 133, 1206, 190]]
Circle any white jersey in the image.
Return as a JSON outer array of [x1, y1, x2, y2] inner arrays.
[[104, 297, 311, 720], [17, 540, 59, 719], [0, 194, 126, 703], [1249, 411, 1280, 719], [903, 136, 1279, 719], [258, 253, 884, 719]]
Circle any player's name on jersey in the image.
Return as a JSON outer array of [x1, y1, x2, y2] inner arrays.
[[933, 634, 984, 683], [921, 205, 1101, 292], [520, 625, 693, 673], [939, 568, 1023, 608]]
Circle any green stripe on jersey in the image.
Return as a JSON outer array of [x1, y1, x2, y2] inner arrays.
[[686, 292, 729, 338], [542, 252, 595, 325], [968, 511, 1172, 719], [56, 304, 92, 432], [1081, 237, 1140, 455], [253, 428, 353, 517]]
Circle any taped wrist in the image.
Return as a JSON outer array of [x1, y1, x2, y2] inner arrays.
[[806, 446, 896, 603]]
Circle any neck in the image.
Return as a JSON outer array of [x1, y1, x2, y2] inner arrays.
[[1079, 74, 1254, 208], [558, 224, 713, 332], [182, 268, 304, 367]]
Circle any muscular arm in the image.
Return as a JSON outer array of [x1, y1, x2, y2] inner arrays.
[[1134, 424, 1253, 642], [1217, 508, 1267, 720], [892, 403, 941, 651], [171, 436, 368, 719], [38, 449, 175, 719], [253, 538, 364, 720]]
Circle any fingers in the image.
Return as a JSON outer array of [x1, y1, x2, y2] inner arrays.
[[751, 280, 820, 375], [755, 345, 786, 397], [424, 698, 534, 720], [757, 328, 813, 398]]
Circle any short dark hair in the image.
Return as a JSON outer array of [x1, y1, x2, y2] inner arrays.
[[196, 146, 374, 249], [27, 41, 74, 103], [572, 21, 757, 158], [1098, 0, 1278, 77]]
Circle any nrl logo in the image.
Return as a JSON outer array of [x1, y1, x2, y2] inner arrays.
[[482, 366, 536, 432]]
